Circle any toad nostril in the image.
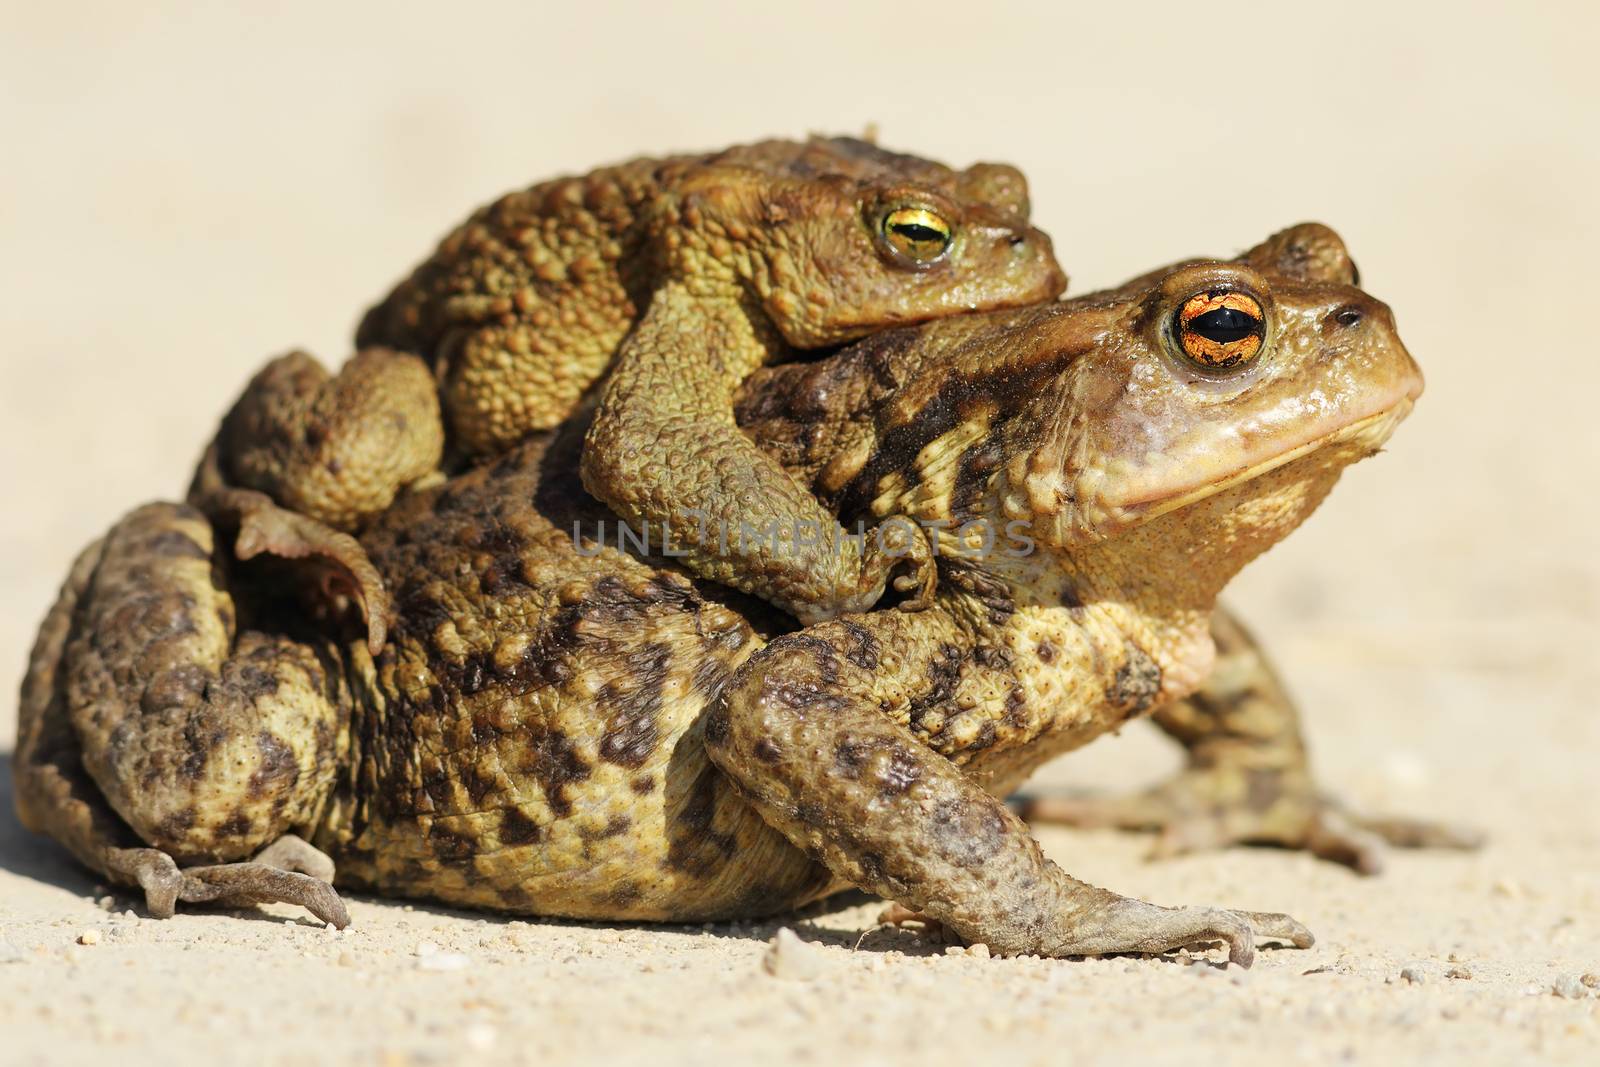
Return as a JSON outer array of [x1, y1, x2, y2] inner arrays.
[[1008, 234, 1026, 249], [1334, 306, 1364, 328]]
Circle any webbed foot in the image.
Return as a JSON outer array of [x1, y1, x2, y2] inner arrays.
[[196, 486, 390, 655], [1061, 899, 1313, 968], [1018, 766, 1483, 875]]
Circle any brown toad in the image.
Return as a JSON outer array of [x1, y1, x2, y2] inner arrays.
[[204, 135, 1065, 624], [15, 225, 1472, 964]]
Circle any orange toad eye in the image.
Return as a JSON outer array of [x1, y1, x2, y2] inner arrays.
[[1174, 290, 1266, 370]]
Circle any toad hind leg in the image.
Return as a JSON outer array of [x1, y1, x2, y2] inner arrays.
[[704, 616, 1311, 966], [14, 503, 352, 926], [1019, 605, 1484, 874], [202, 347, 444, 533]]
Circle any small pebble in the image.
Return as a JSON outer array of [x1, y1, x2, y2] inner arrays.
[[1552, 975, 1590, 1000], [1582, 973, 1600, 990], [1399, 963, 1428, 985], [968, 943, 991, 960], [76, 930, 102, 947], [337, 951, 357, 968], [413, 939, 440, 957], [416, 952, 470, 972], [1446, 967, 1473, 980], [762, 927, 824, 981]]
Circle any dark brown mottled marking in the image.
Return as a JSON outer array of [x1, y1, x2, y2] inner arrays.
[[929, 798, 1007, 868], [178, 722, 216, 781], [480, 552, 530, 596], [247, 731, 298, 800], [832, 738, 869, 779], [974, 644, 1013, 671], [907, 643, 964, 725], [460, 763, 499, 807], [952, 434, 1005, 520], [157, 806, 197, 843], [853, 846, 888, 884], [832, 331, 1080, 518], [630, 775, 656, 795], [1107, 645, 1162, 718], [218, 809, 253, 838], [786, 634, 840, 687], [601, 881, 644, 908], [1035, 639, 1057, 664], [793, 801, 825, 830], [666, 766, 736, 876], [1003, 686, 1028, 727], [597, 642, 669, 767], [689, 655, 729, 701], [524, 726, 591, 818], [429, 825, 477, 865], [969, 719, 998, 751], [1058, 581, 1083, 611], [579, 814, 632, 841], [877, 745, 922, 795], [419, 762, 451, 809], [450, 652, 493, 696], [839, 620, 880, 670], [498, 806, 544, 846], [752, 738, 782, 763], [495, 883, 535, 908], [469, 714, 502, 746], [501, 633, 573, 690], [397, 590, 455, 641], [232, 659, 282, 701], [761, 677, 846, 716], [142, 664, 210, 715], [702, 703, 731, 747]]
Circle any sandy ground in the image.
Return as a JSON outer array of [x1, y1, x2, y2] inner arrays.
[[2, 3, 1597, 1065]]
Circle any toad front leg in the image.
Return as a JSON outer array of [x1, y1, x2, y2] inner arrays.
[[582, 283, 935, 624], [704, 611, 1311, 966], [13, 502, 353, 925], [1021, 606, 1483, 873]]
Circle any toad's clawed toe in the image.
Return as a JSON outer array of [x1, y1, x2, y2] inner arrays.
[[1053, 899, 1316, 968], [107, 845, 349, 928], [875, 903, 956, 942], [251, 834, 338, 883]]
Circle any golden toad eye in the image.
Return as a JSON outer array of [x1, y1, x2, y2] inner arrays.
[[1174, 290, 1266, 370], [881, 207, 953, 264]]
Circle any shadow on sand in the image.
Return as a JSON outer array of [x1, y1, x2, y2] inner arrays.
[[0, 746, 937, 950], [0, 748, 98, 897]]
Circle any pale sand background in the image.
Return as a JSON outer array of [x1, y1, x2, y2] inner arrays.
[[1, 2, 1596, 1064]]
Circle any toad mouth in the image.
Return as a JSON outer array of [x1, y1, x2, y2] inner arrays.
[[1105, 398, 1418, 527]]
